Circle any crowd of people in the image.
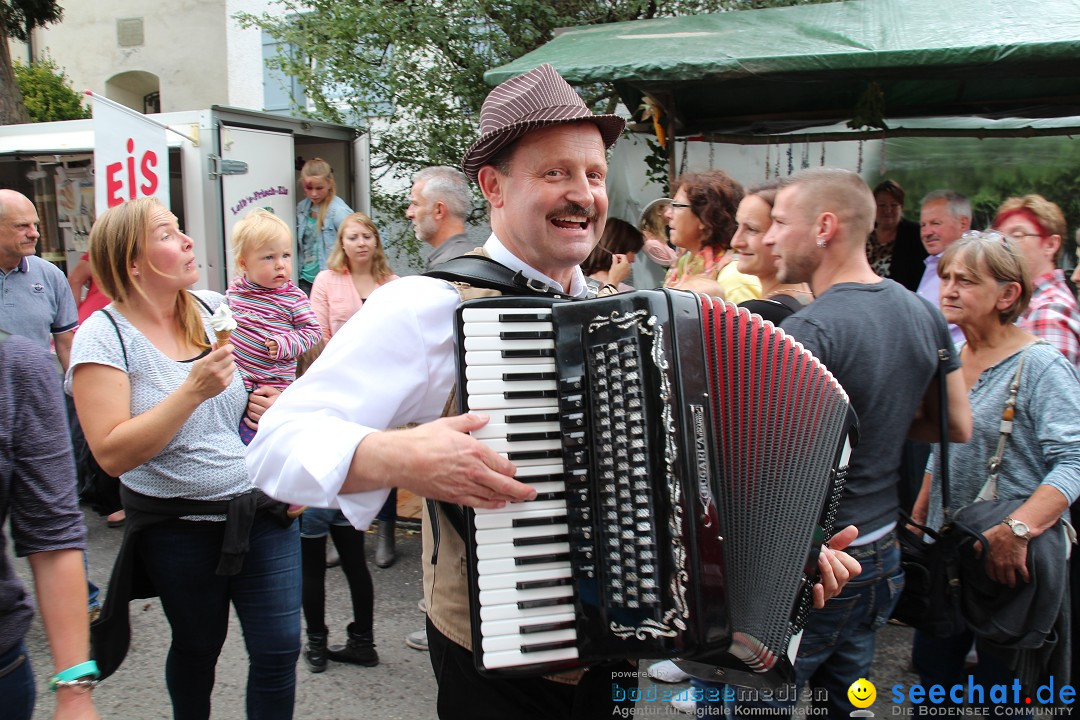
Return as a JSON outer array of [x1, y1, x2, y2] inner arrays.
[[2, 62, 1079, 720]]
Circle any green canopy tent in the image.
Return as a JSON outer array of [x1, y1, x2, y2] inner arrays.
[[485, 0, 1080, 140]]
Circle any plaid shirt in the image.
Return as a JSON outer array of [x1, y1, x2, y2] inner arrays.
[[1018, 269, 1080, 370]]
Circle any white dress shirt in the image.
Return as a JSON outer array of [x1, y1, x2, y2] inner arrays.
[[916, 253, 964, 348], [246, 234, 590, 530]]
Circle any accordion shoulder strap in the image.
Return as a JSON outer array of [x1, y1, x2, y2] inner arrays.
[[425, 250, 607, 298], [426, 253, 556, 297]]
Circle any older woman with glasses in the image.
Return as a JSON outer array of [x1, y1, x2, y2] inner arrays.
[[662, 170, 762, 303], [909, 231, 1080, 697], [992, 194, 1080, 370]]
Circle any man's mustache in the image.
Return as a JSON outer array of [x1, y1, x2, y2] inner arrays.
[[546, 204, 598, 221]]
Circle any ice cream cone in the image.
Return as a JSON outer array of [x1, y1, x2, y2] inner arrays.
[[215, 329, 232, 346]]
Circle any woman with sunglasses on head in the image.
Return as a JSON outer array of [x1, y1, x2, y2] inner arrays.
[[909, 231, 1080, 698], [296, 158, 353, 297], [992, 194, 1080, 371], [663, 170, 762, 303]]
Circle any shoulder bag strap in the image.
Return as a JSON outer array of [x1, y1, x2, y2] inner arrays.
[[937, 346, 952, 521], [186, 290, 214, 315], [98, 308, 128, 372], [980, 341, 1048, 501]]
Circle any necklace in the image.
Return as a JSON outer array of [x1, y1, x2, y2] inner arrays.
[[766, 283, 813, 299]]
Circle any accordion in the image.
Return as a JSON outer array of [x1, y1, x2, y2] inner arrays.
[[454, 288, 857, 687]]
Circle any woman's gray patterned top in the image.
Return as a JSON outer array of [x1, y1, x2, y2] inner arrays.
[[927, 341, 1080, 530], [66, 291, 252, 510]]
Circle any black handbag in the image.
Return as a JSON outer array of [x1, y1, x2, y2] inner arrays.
[[891, 346, 968, 636]]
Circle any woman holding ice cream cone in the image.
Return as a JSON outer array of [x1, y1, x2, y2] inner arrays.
[[67, 196, 301, 719]]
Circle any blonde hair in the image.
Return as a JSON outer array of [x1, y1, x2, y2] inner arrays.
[[88, 197, 208, 351], [300, 157, 337, 234], [232, 209, 291, 266], [939, 233, 1032, 325], [326, 212, 394, 282]]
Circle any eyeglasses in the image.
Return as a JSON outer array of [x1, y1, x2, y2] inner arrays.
[[1000, 230, 1044, 242], [669, 201, 692, 209]]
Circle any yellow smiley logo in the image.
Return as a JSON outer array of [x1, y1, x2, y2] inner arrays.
[[847, 678, 876, 708]]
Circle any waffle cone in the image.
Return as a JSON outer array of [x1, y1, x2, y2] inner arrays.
[[214, 329, 232, 346]]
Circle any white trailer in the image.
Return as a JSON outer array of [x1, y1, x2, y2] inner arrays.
[[0, 106, 370, 293]]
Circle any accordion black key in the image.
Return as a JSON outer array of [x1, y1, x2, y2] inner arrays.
[[454, 289, 857, 687]]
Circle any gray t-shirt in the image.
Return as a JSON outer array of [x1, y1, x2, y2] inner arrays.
[[1, 334, 85, 655], [424, 233, 478, 271], [65, 291, 252, 505], [927, 342, 1080, 530], [781, 279, 958, 535]]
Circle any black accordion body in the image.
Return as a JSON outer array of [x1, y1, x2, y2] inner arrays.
[[454, 289, 857, 688]]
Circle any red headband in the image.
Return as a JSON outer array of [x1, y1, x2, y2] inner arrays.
[[993, 208, 1048, 237]]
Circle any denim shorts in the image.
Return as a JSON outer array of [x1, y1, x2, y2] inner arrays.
[[299, 507, 353, 538]]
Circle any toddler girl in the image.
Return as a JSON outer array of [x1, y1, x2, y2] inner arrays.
[[225, 209, 321, 444]]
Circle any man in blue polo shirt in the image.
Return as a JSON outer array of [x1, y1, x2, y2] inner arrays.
[[0, 189, 78, 369]]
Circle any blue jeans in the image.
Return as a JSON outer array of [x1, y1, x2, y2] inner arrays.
[[376, 488, 398, 522], [912, 629, 1020, 713], [299, 508, 353, 538], [138, 513, 302, 720], [85, 552, 100, 610], [0, 640, 34, 720], [706, 532, 904, 719]]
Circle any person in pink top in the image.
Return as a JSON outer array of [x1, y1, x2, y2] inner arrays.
[[68, 252, 111, 326], [309, 212, 399, 339], [298, 213, 397, 671], [309, 212, 401, 570]]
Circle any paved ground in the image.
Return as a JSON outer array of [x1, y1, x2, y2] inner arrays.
[[19, 511, 918, 719]]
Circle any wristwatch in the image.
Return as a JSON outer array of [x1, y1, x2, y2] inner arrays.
[[1002, 516, 1032, 541]]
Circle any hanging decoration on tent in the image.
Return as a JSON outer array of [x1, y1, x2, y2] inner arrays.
[[856, 140, 864, 173], [708, 140, 715, 170], [775, 145, 781, 179], [801, 141, 810, 169], [787, 142, 793, 175], [847, 81, 888, 131], [820, 143, 826, 167], [879, 140, 888, 176], [679, 140, 689, 176], [765, 141, 772, 180], [639, 96, 667, 149]]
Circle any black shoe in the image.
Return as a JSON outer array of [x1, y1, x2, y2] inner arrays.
[[328, 623, 379, 667], [375, 519, 396, 568], [304, 629, 329, 673]]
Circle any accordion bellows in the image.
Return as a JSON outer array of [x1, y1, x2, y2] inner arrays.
[[455, 289, 857, 688]]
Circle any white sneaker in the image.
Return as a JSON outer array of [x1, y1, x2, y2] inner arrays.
[[671, 695, 697, 714], [647, 659, 691, 683]]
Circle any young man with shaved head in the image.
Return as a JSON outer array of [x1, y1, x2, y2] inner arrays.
[[751, 168, 973, 718]]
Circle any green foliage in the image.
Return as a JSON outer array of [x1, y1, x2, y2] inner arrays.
[[13, 56, 88, 122], [236, 0, 832, 256], [882, 135, 1080, 261], [1, 0, 63, 42]]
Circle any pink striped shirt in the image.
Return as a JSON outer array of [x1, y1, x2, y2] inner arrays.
[[225, 276, 322, 390]]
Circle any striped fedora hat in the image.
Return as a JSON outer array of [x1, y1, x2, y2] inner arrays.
[[461, 64, 625, 182]]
